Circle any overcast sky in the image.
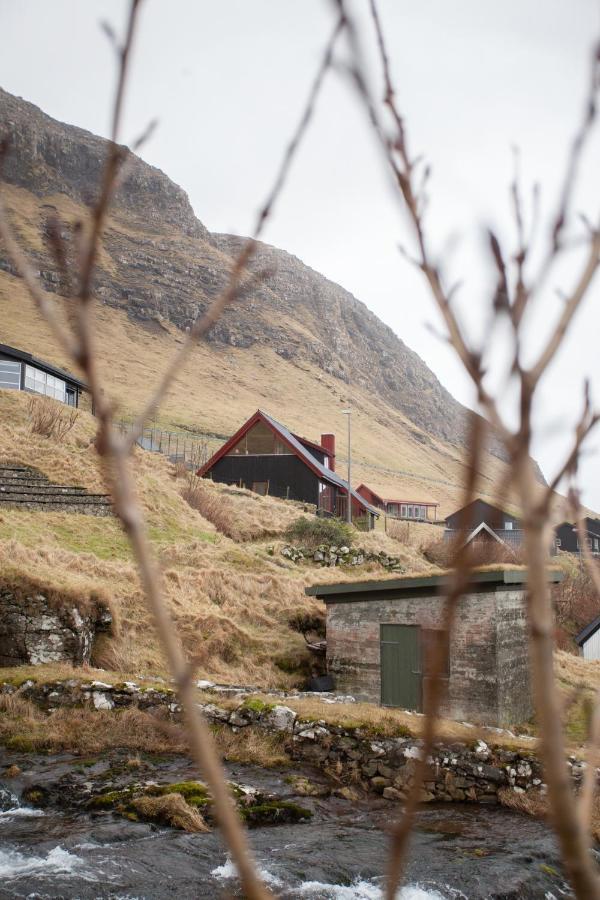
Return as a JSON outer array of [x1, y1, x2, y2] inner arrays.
[[2, 0, 599, 509]]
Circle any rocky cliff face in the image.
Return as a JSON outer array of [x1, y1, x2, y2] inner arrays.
[[0, 87, 515, 464]]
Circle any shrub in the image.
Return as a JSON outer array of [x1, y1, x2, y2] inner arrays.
[[285, 516, 354, 549], [289, 610, 326, 638], [554, 567, 600, 651], [27, 395, 79, 440]]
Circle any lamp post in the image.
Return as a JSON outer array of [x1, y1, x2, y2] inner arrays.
[[342, 409, 352, 524]]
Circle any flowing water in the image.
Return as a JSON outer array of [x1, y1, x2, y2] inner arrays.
[[0, 754, 572, 899]]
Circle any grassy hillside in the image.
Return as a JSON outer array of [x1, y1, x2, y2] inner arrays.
[[0, 390, 434, 686], [0, 256, 571, 523]]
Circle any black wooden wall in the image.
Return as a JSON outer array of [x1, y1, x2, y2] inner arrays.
[[207, 455, 322, 504]]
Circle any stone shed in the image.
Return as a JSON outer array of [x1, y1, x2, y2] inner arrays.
[[306, 569, 563, 728]]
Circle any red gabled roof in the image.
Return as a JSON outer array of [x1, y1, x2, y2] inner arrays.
[[197, 410, 330, 485], [355, 483, 439, 507]]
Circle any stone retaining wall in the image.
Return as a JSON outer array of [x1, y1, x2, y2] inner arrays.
[[2, 677, 587, 806]]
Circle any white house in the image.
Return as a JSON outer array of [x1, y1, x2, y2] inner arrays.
[[576, 615, 600, 661]]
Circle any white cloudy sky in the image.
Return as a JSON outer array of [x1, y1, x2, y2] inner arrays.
[[2, 0, 599, 509]]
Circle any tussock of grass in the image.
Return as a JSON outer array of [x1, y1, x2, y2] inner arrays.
[[131, 793, 210, 832]]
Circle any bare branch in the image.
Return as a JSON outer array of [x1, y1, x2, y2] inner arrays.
[[385, 413, 484, 897], [529, 231, 600, 384]]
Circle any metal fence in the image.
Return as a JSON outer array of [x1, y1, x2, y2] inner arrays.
[[117, 421, 215, 469]]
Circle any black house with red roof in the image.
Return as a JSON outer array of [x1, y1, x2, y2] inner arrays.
[[197, 410, 379, 527]]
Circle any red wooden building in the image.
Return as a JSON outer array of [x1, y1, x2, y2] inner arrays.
[[354, 483, 439, 522]]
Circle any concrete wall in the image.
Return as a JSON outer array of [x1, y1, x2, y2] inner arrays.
[[325, 586, 532, 728]]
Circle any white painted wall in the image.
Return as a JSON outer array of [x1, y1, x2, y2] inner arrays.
[[582, 629, 600, 661]]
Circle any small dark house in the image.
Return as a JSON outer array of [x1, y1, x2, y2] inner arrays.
[[306, 569, 563, 727], [354, 483, 439, 522], [555, 518, 600, 555], [444, 498, 523, 549], [0, 343, 90, 410], [198, 410, 380, 527]]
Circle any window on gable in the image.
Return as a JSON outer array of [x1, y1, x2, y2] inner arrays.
[[226, 421, 293, 456]]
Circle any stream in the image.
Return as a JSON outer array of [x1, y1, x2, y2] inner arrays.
[[0, 751, 573, 899]]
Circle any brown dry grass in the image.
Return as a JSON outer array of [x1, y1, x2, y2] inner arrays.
[[0, 222, 547, 524], [236, 691, 538, 751], [0, 693, 187, 754], [213, 726, 289, 767], [0, 691, 292, 767], [131, 793, 210, 832], [182, 477, 304, 541], [498, 786, 600, 843]]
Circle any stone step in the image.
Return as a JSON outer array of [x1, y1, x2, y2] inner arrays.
[[0, 498, 113, 516], [0, 492, 111, 505], [0, 465, 113, 516], [0, 484, 94, 496], [0, 473, 50, 482]]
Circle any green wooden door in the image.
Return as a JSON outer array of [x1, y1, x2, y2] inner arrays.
[[380, 624, 422, 711]]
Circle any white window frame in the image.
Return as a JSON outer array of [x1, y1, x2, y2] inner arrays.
[[24, 364, 67, 402]]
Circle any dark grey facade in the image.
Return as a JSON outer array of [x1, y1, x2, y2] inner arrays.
[[555, 518, 600, 555], [444, 499, 524, 549], [307, 570, 563, 728], [0, 343, 90, 409]]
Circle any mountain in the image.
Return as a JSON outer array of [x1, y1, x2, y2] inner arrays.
[[0, 87, 546, 516]]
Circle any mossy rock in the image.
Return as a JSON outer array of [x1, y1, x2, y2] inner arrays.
[[22, 786, 47, 807], [87, 786, 137, 809], [240, 800, 312, 827], [242, 698, 275, 715]]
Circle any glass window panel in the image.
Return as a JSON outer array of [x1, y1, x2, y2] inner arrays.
[[25, 376, 35, 390], [25, 365, 35, 378], [46, 374, 55, 387], [0, 360, 20, 390]]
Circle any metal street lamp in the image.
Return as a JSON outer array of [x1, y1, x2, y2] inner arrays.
[[342, 409, 352, 525]]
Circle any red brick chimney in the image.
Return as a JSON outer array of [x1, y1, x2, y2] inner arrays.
[[321, 433, 336, 472]]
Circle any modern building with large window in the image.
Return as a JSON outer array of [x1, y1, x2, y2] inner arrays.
[[0, 343, 90, 410]]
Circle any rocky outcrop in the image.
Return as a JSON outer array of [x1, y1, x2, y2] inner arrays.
[[0, 87, 533, 472], [0, 589, 112, 666], [0, 88, 206, 240]]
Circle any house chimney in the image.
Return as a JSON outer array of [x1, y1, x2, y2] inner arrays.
[[321, 433, 336, 471]]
